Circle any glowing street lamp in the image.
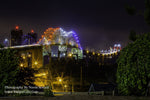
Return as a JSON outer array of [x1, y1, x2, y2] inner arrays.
[[22, 56, 26, 59], [64, 85, 67, 87], [58, 78, 62, 82], [68, 53, 72, 57], [20, 63, 23, 67], [34, 61, 38, 65], [57, 77, 63, 83]]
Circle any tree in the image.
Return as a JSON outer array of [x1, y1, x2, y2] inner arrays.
[[117, 33, 150, 96], [0, 48, 20, 96]]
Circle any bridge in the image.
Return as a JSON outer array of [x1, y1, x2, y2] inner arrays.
[[3, 27, 121, 59]]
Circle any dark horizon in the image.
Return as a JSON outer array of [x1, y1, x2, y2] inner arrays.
[[0, 0, 149, 50]]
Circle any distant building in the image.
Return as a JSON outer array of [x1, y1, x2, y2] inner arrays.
[[27, 29, 37, 44], [11, 26, 23, 46]]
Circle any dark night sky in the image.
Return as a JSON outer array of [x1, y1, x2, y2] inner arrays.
[[0, 0, 149, 50]]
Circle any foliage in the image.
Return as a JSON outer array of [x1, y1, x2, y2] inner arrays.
[[0, 48, 20, 96], [117, 33, 150, 96]]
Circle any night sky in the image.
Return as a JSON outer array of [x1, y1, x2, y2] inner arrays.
[[0, 0, 149, 50]]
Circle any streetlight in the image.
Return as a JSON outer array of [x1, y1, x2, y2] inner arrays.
[[57, 77, 63, 83], [58, 78, 62, 82], [28, 54, 31, 57], [34, 61, 38, 65], [35, 73, 46, 77], [64, 85, 67, 92], [64, 85, 67, 88], [20, 63, 23, 67], [68, 53, 72, 57], [22, 56, 26, 59]]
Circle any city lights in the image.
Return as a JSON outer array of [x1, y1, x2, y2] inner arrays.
[[22, 56, 26, 59], [28, 54, 31, 57], [64, 85, 67, 88]]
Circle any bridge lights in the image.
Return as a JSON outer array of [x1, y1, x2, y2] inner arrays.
[[114, 44, 121, 51], [114, 44, 117, 47], [86, 50, 89, 54], [38, 28, 82, 50], [92, 52, 95, 55]]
